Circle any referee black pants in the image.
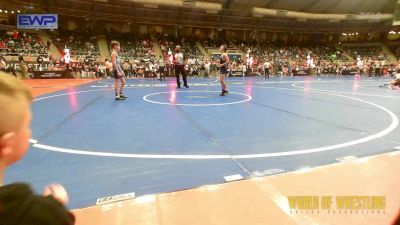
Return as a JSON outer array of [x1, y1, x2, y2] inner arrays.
[[264, 69, 269, 79], [175, 65, 187, 87]]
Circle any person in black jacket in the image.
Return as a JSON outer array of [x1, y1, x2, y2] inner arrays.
[[0, 183, 75, 225]]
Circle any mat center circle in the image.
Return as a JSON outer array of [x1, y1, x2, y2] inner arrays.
[[142, 91, 252, 106]]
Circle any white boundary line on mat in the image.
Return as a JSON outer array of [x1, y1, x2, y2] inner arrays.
[[30, 85, 399, 159]]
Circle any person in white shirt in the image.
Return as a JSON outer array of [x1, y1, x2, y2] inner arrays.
[[173, 45, 188, 88], [263, 60, 272, 79], [242, 64, 247, 77], [158, 56, 166, 82], [375, 60, 381, 77], [149, 62, 155, 79], [356, 58, 364, 77], [204, 60, 211, 77], [249, 56, 254, 75], [98, 64, 106, 78], [316, 64, 321, 76], [307, 57, 314, 68]]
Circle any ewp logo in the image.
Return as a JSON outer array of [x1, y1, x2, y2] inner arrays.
[[17, 14, 58, 29]]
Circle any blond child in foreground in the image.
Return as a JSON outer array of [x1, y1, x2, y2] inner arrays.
[[0, 72, 73, 224]]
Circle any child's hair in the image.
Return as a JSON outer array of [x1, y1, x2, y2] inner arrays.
[[0, 72, 32, 136], [111, 40, 120, 49]]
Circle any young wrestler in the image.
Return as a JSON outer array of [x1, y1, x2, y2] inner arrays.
[[111, 41, 127, 100], [218, 45, 229, 96]]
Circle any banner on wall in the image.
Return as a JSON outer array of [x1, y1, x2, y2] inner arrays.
[[17, 14, 58, 29], [292, 69, 308, 76], [31, 70, 74, 79]]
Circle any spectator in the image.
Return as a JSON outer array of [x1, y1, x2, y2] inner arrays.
[[0, 58, 5, 71], [375, 60, 381, 77], [18, 54, 24, 62], [122, 61, 131, 78], [98, 63, 106, 78], [0, 183, 75, 225], [0, 73, 73, 224], [204, 60, 211, 77], [158, 56, 166, 81]]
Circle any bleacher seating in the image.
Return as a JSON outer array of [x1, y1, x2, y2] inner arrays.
[[157, 33, 203, 59], [0, 30, 48, 57], [389, 45, 400, 60], [52, 31, 100, 58], [102, 34, 156, 62], [344, 46, 389, 61]]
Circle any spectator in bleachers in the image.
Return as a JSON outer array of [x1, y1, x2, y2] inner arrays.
[[375, 60, 381, 77], [158, 56, 166, 81], [0, 58, 5, 72], [204, 60, 211, 77], [0, 27, 395, 78], [390, 46, 400, 60], [0, 31, 47, 57], [345, 46, 389, 61], [122, 61, 131, 78]]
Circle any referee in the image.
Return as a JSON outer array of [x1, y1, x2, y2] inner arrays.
[[174, 45, 188, 88]]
